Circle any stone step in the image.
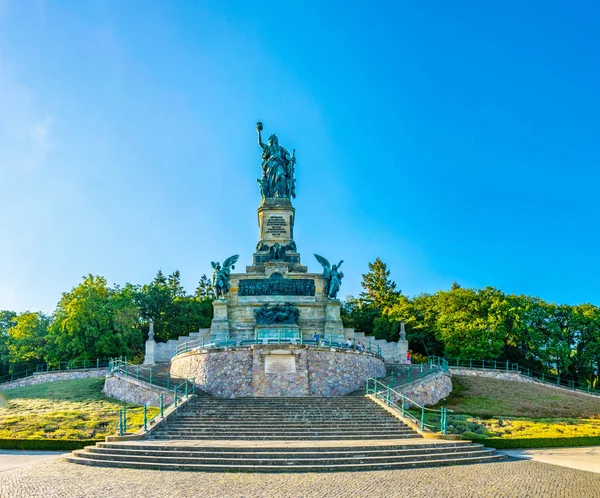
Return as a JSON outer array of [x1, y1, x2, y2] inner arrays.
[[95, 439, 483, 454], [72, 448, 496, 466], [165, 423, 409, 429], [151, 427, 416, 434], [88, 442, 485, 457], [64, 452, 506, 472], [148, 434, 422, 440]]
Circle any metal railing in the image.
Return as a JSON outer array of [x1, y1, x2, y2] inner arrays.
[[365, 377, 450, 434], [386, 363, 445, 390], [429, 355, 600, 396], [108, 358, 196, 436], [174, 335, 383, 358], [0, 358, 110, 386]]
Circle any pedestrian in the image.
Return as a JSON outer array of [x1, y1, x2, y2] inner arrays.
[[406, 350, 412, 365]]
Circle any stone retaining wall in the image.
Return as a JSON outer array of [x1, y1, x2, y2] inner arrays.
[[103, 373, 174, 406], [170, 345, 386, 397], [392, 372, 453, 407], [450, 367, 600, 399], [0, 368, 107, 391]]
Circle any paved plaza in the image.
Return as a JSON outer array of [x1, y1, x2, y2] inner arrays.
[[1, 458, 600, 497]]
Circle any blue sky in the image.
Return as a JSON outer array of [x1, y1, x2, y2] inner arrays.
[[1, 0, 599, 313]]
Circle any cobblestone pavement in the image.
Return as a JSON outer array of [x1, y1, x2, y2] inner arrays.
[[1, 458, 600, 498]]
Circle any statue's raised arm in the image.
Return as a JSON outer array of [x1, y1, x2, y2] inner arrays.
[[256, 121, 266, 150]]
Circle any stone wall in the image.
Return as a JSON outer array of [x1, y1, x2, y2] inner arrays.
[[103, 373, 174, 406], [308, 350, 386, 396], [171, 349, 254, 397], [170, 345, 385, 397], [0, 368, 107, 391], [450, 367, 600, 399], [392, 372, 453, 407]]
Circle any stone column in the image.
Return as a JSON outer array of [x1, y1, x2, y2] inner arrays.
[[324, 300, 344, 338], [210, 299, 230, 341], [143, 321, 156, 365], [397, 320, 409, 364]]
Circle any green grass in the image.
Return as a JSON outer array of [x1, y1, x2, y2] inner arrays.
[[0, 378, 159, 440], [432, 375, 600, 443], [445, 375, 600, 418]]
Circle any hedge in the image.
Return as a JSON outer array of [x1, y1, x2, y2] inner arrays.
[[0, 439, 102, 451], [471, 436, 600, 449]]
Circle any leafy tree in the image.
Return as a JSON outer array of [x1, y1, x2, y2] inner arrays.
[[7, 312, 50, 371], [433, 286, 505, 359], [341, 298, 380, 335], [0, 311, 17, 375], [195, 274, 214, 299], [48, 275, 141, 361], [358, 258, 398, 310]]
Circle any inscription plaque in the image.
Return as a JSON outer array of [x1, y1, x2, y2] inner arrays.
[[266, 215, 287, 236], [265, 355, 296, 374]]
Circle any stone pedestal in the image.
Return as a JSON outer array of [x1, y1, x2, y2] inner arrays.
[[324, 300, 344, 338], [210, 299, 230, 340], [397, 320, 409, 363], [257, 198, 295, 244], [143, 321, 156, 365], [397, 339, 409, 364]]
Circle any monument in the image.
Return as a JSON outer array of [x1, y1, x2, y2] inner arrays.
[[207, 121, 346, 345], [169, 122, 386, 396]]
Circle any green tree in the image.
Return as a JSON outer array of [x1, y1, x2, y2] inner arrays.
[[7, 312, 50, 371], [359, 258, 398, 310], [49, 275, 141, 361], [433, 286, 506, 359], [195, 274, 214, 299], [341, 297, 380, 335], [0, 310, 17, 375]]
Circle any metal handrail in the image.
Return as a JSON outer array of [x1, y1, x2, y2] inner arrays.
[[429, 355, 600, 396], [109, 358, 196, 436], [173, 336, 384, 359], [365, 377, 451, 434], [386, 363, 444, 389]]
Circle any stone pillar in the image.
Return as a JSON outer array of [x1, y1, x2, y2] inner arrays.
[[324, 300, 344, 338], [210, 299, 230, 341], [397, 320, 409, 364], [257, 198, 295, 246], [143, 321, 156, 365]]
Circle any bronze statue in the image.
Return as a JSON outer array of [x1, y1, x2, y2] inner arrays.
[[254, 302, 299, 325], [256, 121, 296, 199], [314, 254, 344, 299], [211, 255, 239, 299]]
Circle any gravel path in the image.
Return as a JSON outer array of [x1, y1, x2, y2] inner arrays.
[[1, 458, 600, 497]]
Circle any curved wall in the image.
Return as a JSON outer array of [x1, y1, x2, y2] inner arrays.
[[170, 345, 385, 397]]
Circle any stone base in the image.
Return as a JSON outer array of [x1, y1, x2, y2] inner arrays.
[[210, 299, 230, 340], [170, 345, 386, 397]]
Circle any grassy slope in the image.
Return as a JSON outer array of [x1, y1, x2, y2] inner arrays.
[[440, 375, 600, 439], [0, 378, 158, 439]]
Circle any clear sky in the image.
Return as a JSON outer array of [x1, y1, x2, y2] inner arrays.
[[1, 1, 599, 314]]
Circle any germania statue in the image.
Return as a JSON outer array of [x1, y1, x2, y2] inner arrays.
[[211, 255, 239, 299], [256, 121, 296, 199], [314, 254, 344, 299]]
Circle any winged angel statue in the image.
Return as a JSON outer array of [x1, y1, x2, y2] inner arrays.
[[211, 255, 239, 299], [314, 254, 344, 299]]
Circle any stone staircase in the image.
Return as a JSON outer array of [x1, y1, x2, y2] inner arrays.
[[148, 397, 420, 441], [66, 396, 505, 471]]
